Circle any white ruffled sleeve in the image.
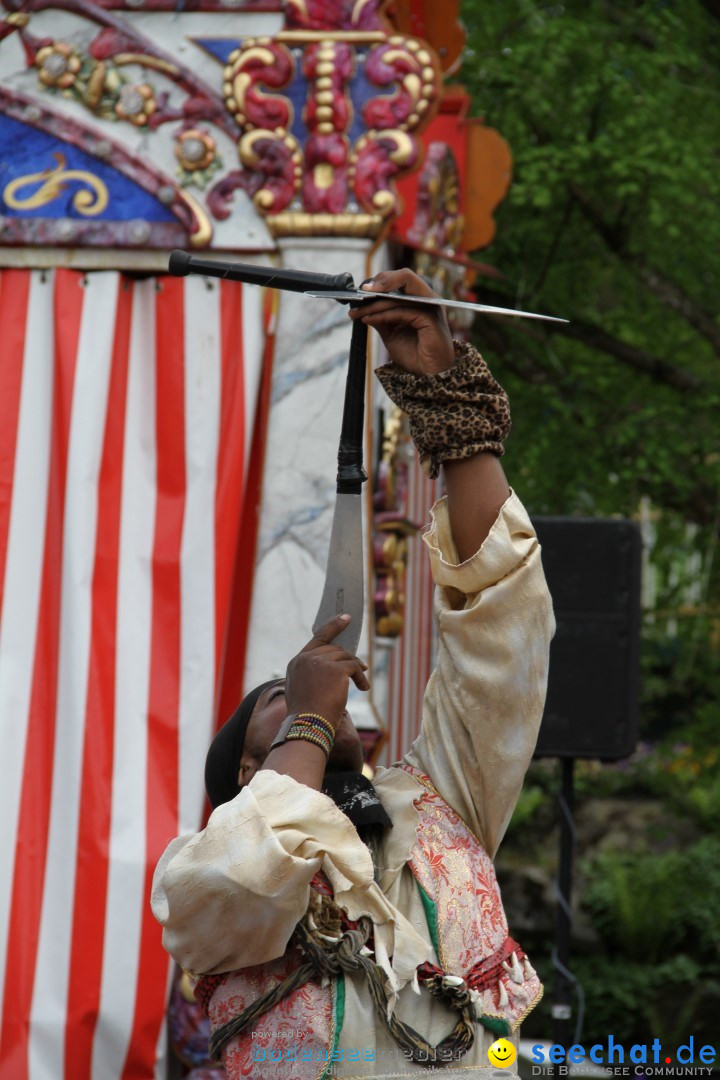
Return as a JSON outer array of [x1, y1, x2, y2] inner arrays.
[[151, 769, 431, 985], [403, 489, 555, 857]]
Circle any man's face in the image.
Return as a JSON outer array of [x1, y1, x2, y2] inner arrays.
[[238, 681, 364, 786]]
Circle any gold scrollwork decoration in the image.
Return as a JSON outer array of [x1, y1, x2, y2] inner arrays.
[[373, 406, 417, 638], [112, 53, 179, 76], [223, 40, 295, 132], [382, 129, 415, 166], [4, 153, 109, 217], [175, 186, 213, 248], [266, 211, 384, 237]]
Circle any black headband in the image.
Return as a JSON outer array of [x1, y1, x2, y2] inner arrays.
[[204, 683, 392, 838], [204, 679, 282, 809]]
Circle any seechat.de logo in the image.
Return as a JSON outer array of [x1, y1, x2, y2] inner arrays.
[[531, 1037, 717, 1075]]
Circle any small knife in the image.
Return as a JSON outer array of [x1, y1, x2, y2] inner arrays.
[[305, 288, 569, 323]]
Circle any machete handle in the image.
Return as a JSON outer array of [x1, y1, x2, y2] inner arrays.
[[168, 250, 354, 295], [336, 317, 368, 494]]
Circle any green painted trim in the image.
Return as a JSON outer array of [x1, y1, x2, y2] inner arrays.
[[319, 974, 345, 1080], [478, 1014, 510, 1037], [416, 880, 440, 958], [334, 972, 346, 1049]]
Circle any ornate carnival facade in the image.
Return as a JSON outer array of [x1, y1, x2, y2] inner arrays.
[[0, 1, 511, 1074]]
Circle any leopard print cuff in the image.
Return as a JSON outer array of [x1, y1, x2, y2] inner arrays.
[[374, 340, 511, 480]]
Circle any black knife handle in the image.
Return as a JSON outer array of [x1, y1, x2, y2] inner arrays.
[[168, 250, 354, 294], [336, 317, 368, 494]]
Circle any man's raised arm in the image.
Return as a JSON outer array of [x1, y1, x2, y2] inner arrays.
[[350, 267, 511, 556], [354, 269, 554, 855]]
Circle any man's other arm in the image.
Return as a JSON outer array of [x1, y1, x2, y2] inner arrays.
[[404, 485, 554, 857], [444, 451, 510, 560]]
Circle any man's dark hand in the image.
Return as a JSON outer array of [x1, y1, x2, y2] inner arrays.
[[284, 615, 369, 730], [348, 267, 455, 376]]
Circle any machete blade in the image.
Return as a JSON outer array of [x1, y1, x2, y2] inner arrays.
[[312, 493, 363, 654]]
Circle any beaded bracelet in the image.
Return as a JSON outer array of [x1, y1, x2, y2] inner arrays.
[[285, 730, 332, 758], [294, 713, 335, 741], [291, 723, 333, 747], [285, 721, 333, 759], [269, 712, 336, 759]]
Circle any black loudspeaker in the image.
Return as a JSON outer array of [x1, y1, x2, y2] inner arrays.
[[531, 517, 642, 761]]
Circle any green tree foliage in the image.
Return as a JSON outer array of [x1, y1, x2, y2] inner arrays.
[[459, 0, 720, 1043], [461, 0, 720, 526], [576, 839, 720, 1042], [460, 0, 720, 741]]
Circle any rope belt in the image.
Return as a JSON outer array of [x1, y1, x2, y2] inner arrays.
[[208, 913, 507, 1064]]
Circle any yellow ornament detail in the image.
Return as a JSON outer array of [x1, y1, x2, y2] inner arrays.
[[4, 153, 108, 217]]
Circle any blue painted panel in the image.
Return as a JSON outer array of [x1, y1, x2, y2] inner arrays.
[[349, 62, 392, 144], [193, 37, 241, 64], [286, 72, 308, 143], [0, 115, 177, 222], [184, 40, 390, 148]]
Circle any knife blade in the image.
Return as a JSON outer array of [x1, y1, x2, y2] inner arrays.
[[305, 288, 569, 323]]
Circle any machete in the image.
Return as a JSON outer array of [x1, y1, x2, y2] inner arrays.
[[168, 250, 568, 656], [310, 315, 368, 653]]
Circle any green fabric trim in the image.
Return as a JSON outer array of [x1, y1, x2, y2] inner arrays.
[[319, 974, 345, 1080], [416, 881, 440, 959], [478, 1014, 510, 1037], [334, 973, 345, 1049], [414, 879, 510, 1040]]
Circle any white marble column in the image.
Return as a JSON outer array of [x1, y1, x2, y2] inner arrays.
[[243, 238, 376, 697]]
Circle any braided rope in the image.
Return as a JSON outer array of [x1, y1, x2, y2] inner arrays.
[[208, 902, 495, 1065]]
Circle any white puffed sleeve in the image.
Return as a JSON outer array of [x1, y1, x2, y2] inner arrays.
[[404, 490, 555, 857], [151, 769, 431, 985]]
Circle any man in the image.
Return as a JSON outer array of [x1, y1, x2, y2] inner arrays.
[[152, 269, 555, 1078]]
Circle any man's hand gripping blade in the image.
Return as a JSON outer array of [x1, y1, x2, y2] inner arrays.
[[312, 493, 363, 654]]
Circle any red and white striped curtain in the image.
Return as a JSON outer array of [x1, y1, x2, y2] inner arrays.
[[0, 268, 267, 1078], [382, 461, 442, 768]]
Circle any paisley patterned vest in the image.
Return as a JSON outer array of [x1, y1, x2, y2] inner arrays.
[[196, 767, 543, 1078]]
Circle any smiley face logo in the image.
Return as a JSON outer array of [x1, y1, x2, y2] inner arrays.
[[487, 1038, 517, 1068]]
